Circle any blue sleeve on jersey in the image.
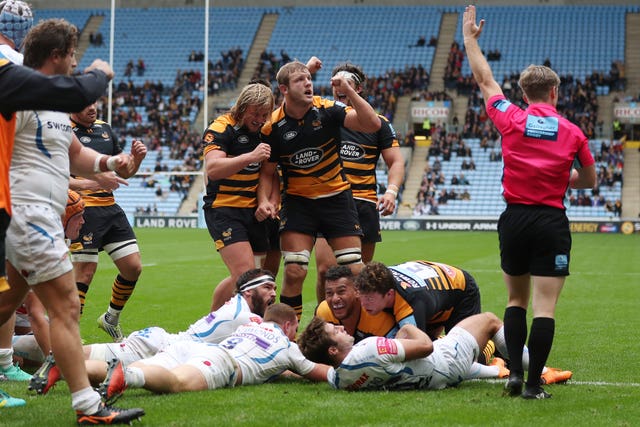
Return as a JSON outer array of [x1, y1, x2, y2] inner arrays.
[[398, 315, 417, 328]]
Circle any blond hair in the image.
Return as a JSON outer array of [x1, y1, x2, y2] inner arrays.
[[229, 82, 274, 122]]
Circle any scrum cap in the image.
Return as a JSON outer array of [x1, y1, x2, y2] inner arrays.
[[0, 0, 33, 50]]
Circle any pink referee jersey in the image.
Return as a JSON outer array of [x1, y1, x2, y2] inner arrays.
[[487, 94, 595, 210]]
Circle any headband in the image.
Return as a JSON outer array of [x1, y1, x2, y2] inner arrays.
[[238, 274, 275, 293], [334, 70, 362, 86]]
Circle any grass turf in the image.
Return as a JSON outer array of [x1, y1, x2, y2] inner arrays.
[[1, 229, 638, 426]]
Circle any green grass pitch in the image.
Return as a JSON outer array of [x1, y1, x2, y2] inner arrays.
[[1, 229, 639, 426]]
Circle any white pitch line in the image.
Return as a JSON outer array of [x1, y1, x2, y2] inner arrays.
[[569, 380, 640, 387], [474, 379, 640, 387]]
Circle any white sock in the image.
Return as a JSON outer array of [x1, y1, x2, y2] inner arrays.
[[0, 348, 14, 370], [491, 326, 508, 358], [125, 366, 145, 388], [465, 362, 500, 379], [71, 387, 102, 414], [492, 326, 531, 369], [105, 309, 121, 323], [522, 346, 530, 370]]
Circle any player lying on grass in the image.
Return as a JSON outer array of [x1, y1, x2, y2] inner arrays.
[[97, 304, 329, 402], [353, 261, 572, 385], [29, 269, 276, 394], [299, 312, 516, 391]]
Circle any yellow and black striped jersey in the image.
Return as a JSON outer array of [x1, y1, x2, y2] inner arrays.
[[315, 300, 398, 343], [340, 115, 398, 203], [261, 96, 350, 199], [202, 113, 262, 209], [388, 260, 470, 331], [71, 118, 121, 207]]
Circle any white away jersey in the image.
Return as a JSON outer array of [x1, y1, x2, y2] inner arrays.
[[329, 336, 441, 391], [181, 293, 263, 344], [220, 321, 315, 385], [11, 109, 74, 214], [330, 330, 477, 391]]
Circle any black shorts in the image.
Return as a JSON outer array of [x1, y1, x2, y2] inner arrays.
[[204, 206, 268, 253], [71, 204, 136, 250], [265, 217, 280, 251], [443, 270, 482, 333], [498, 204, 571, 277], [279, 191, 363, 239], [355, 199, 381, 244]]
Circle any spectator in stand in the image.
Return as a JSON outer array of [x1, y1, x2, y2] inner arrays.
[[136, 58, 145, 76], [124, 59, 133, 77], [613, 199, 622, 216]]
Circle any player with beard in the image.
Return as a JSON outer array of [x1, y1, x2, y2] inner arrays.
[[257, 60, 381, 321], [30, 269, 277, 392], [97, 304, 329, 401]]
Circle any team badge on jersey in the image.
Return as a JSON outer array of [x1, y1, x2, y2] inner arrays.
[[237, 135, 249, 144], [82, 232, 94, 246], [283, 130, 297, 141], [376, 337, 398, 355]]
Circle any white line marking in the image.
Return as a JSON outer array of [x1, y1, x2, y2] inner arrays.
[[475, 379, 640, 387]]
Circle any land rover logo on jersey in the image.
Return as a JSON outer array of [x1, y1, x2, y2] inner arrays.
[[237, 135, 249, 144], [340, 142, 365, 160], [80, 136, 92, 144], [283, 130, 297, 141], [291, 148, 323, 168]]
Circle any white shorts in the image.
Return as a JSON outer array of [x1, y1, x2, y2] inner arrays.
[[429, 326, 479, 389], [15, 309, 30, 329], [12, 334, 45, 363], [6, 204, 72, 285], [88, 327, 173, 365], [139, 341, 237, 390]]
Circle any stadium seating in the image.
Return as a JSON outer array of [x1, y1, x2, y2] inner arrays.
[[414, 138, 622, 219], [32, 5, 632, 220], [49, 7, 267, 87], [266, 6, 441, 85], [454, 5, 636, 79]]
